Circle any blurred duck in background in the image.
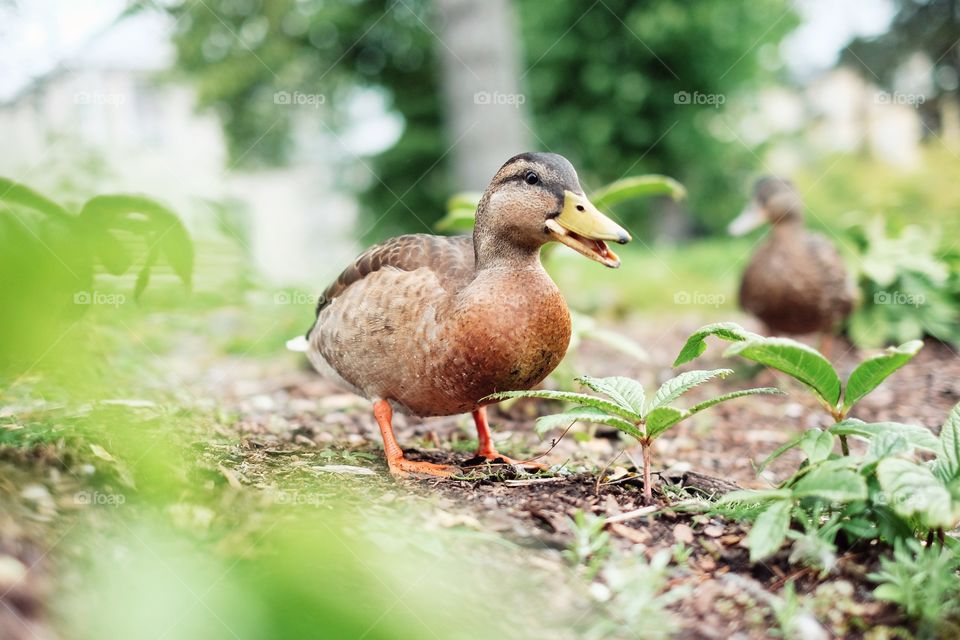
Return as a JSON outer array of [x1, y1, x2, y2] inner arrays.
[[729, 176, 856, 357]]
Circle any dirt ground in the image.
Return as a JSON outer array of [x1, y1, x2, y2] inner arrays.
[[3, 313, 959, 639]]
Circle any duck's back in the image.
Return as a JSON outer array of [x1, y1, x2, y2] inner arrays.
[[740, 230, 853, 334]]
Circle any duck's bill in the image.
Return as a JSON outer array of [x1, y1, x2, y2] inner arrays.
[[546, 190, 632, 268], [728, 202, 766, 236]]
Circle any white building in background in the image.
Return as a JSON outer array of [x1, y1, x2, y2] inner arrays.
[[0, 10, 361, 287]]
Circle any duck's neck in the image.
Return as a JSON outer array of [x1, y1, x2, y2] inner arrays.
[[473, 229, 545, 273], [771, 218, 803, 241]]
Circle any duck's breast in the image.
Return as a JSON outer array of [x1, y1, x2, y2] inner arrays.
[[424, 269, 572, 413]]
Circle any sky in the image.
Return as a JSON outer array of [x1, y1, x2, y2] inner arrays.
[[0, 0, 897, 103]]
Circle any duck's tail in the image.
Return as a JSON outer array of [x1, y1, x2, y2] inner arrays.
[[285, 335, 310, 352]]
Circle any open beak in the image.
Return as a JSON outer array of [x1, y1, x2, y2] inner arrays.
[[545, 190, 631, 268], [728, 202, 766, 236]]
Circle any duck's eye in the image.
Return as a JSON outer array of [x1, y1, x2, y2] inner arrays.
[[524, 171, 540, 186]]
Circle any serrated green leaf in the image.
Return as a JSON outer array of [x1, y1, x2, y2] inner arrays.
[[482, 389, 637, 421], [877, 458, 958, 529], [645, 406, 687, 439], [576, 375, 644, 417], [798, 429, 835, 464], [590, 175, 686, 209], [685, 387, 783, 416], [747, 499, 792, 563], [866, 432, 910, 463], [535, 407, 642, 439], [792, 465, 868, 502], [672, 322, 761, 366], [843, 340, 923, 411], [830, 420, 938, 452], [725, 338, 842, 407], [646, 369, 732, 415], [934, 402, 960, 483]]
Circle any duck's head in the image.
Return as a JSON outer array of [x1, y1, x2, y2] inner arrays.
[[474, 152, 631, 268], [728, 176, 804, 236]]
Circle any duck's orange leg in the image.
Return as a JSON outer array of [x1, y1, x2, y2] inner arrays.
[[373, 400, 460, 478], [471, 406, 548, 469]]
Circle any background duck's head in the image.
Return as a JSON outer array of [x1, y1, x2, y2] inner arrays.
[[474, 152, 631, 268], [728, 176, 804, 236]]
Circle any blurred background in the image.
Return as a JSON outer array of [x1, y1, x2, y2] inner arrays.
[[2, 1, 960, 638]]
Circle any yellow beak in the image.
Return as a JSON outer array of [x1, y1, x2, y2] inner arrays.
[[545, 190, 632, 268]]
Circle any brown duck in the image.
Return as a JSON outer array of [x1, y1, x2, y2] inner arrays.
[[729, 177, 855, 350], [296, 153, 630, 477]]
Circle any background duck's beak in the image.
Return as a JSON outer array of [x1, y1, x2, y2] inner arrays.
[[728, 202, 766, 236], [545, 190, 632, 268]]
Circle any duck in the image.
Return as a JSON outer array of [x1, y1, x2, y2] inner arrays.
[[728, 176, 855, 353], [295, 152, 631, 478]]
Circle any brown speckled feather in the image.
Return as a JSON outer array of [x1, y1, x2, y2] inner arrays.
[[740, 226, 854, 334], [309, 234, 475, 331], [305, 233, 571, 416]]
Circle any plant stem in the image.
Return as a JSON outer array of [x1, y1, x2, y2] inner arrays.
[[839, 434, 850, 456], [641, 440, 653, 505]]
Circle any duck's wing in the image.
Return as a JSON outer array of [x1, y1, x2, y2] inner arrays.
[[305, 234, 475, 338]]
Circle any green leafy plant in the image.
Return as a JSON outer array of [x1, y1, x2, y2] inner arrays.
[[847, 218, 960, 348], [564, 510, 611, 577], [869, 539, 960, 637], [584, 549, 685, 640], [674, 322, 922, 454], [680, 322, 960, 563], [0, 178, 193, 369], [434, 174, 686, 233], [485, 371, 780, 504]]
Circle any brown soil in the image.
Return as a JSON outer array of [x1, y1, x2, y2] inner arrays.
[[3, 314, 958, 638]]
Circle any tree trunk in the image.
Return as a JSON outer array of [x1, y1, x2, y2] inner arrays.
[[433, 0, 531, 191]]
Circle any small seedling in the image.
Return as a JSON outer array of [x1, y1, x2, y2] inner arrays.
[[680, 323, 960, 561], [563, 510, 611, 577], [674, 322, 923, 454], [485, 371, 780, 504], [869, 539, 960, 636]]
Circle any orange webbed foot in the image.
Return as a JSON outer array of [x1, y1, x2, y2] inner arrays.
[[388, 457, 462, 479]]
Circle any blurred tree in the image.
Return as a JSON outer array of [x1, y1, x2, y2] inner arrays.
[[159, 0, 796, 240], [434, 0, 531, 190], [842, 0, 959, 98]]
